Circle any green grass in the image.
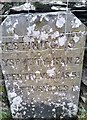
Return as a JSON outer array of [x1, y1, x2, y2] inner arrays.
[[78, 104, 87, 120], [0, 86, 6, 93], [0, 110, 11, 120]]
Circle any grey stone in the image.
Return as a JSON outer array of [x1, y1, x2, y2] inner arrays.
[[0, 4, 3, 10], [1, 0, 83, 3], [1, 8, 86, 119]]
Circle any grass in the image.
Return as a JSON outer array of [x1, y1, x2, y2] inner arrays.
[[0, 110, 11, 120]]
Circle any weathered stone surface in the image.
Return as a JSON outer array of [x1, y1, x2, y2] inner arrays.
[[0, 0, 83, 2], [10, 3, 36, 11], [1, 10, 86, 119]]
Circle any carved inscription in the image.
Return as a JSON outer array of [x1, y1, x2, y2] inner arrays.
[[5, 71, 79, 81], [2, 49, 81, 80], [2, 56, 81, 68]]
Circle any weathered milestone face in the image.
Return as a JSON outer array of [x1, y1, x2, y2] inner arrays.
[[1, 11, 86, 119]]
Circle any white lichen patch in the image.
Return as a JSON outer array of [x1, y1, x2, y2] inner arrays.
[[13, 19, 18, 28], [14, 34, 19, 40], [2, 70, 5, 74], [11, 96, 23, 114], [58, 92, 66, 97], [35, 71, 40, 74], [71, 17, 82, 28], [23, 3, 35, 11], [72, 104, 78, 115], [51, 60, 54, 67], [51, 6, 59, 10], [47, 67, 55, 77], [23, 36, 30, 43], [40, 15, 46, 22], [73, 86, 80, 91], [7, 27, 14, 34], [32, 108, 35, 111], [73, 34, 80, 43], [14, 112, 22, 119], [27, 24, 36, 35], [51, 31, 59, 39], [33, 30, 40, 39], [67, 102, 74, 108], [9, 92, 17, 99], [32, 16, 37, 22], [50, 0, 63, 4], [13, 82, 20, 89], [6, 19, 18, 35], [55, 103, 60, 107], [23, 111, 26, 115], [52, 108, 56, 112], [5, 20, 12, 26], [56, 16, 65, 28], [58, 35, 67, 46], [67, 103, 78, 117], [44, 16, 49, 21], [54, 92, 58, 95], [40, 31, 48, 40]]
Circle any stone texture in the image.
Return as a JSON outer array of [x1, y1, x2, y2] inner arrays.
[[1, 9, 86, 119], [0, 0, 83, 3]]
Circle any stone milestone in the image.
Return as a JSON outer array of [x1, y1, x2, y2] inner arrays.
[[1, 6, 86, 119]]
